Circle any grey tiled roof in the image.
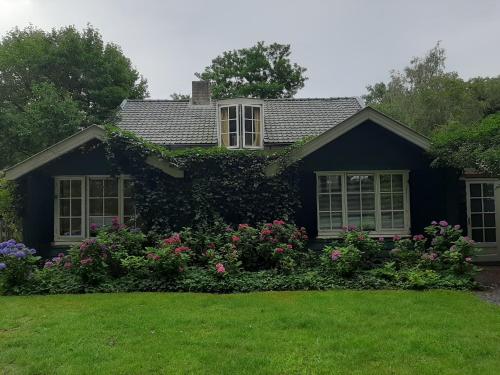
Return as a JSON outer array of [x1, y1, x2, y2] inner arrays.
[[118, 97, 363, 146]]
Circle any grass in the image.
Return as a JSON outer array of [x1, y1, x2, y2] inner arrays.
[[0, 291, 499, 374]]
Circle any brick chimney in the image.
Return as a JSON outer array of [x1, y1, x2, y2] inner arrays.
[[191, 81, 210, 105]]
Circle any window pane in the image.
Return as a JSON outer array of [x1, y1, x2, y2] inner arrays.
[[104, 179, 118, 197], [380, 175, 391, 192], [347, 212, 361, 228], [392, 193, 404, 210], [103, 217, 114, 226], [253, 107, 260, 119], [331, 213, 342, 229], [471, 214, 483, 227], [60, 180, 71, 198], [245, 106, 252, 118], [123, 180, 134, 197], [89, 179, 103, 198], [229, 119, 237, 133], [89, 198, 103, 216], [362, 212, 376, 230], [245, 119, 252, 132], [347, 194, 360, 211], [347, 176, 360, 192], [331, 194, 342, 211], [229, 133, 237, 146], [71, 218, 81, 236], [253, 132, 261, 146], [318, 176, 328, 193], [71, 180, 82, 197], [483, 198, 495, 213], [220, 107, 228, 120], [229, 106, 236, 118], [221, 132, 229, 147], [60, 199, 70, 217], [393, 212, 404, 228], [221, 120, 229, 134], [472, 229, 483, 242], [361, 193, 375, 210], [484, 213, 496, 227], [483, 183, 494, 197], [89, 217, 104, 227], [471, 199, 482, 213], [71, 199, 81, 216], [60, 218, 70, 236], [380, 193, 392, 210], [245, 133, 253, 146], [485, 229, 496, 242], [392, 175, 403, 192], [319, 212, 330, 230], [104, 198, 118, 216], [361, 176, 374, 192], [470, 184, 481, 197], [329, 176, 342, 193], [318, 195, 330, 211], [381, 212, 392, 229]]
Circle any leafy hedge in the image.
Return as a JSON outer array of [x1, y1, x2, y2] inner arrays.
[[103, 127, 302, 233], [0, 220, 480, 295]]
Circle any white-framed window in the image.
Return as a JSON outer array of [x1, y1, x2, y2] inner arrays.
[[54, 177, 85, 241], [316, 171, 410, 237], [466, 180, 497, 244], [243, 105, 263, 148], [54, 175, 136, 243], [220, 105, 239, 148], [219, 103, 263, 149]]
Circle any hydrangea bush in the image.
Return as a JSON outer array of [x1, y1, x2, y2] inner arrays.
[[0, 240, 39, 293]]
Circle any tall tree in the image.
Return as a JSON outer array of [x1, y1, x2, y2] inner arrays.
[[364, 43, 487, 135], [0, 25, 148, 168], [196, 42, 307, 99]]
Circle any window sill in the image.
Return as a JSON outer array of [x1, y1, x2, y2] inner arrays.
[[317, 232, 411, 240]]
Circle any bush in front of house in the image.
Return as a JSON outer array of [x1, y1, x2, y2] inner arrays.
[[0, 219, 480, 295], [0, 240, 39, 294]]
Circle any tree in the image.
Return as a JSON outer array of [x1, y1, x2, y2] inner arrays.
[[170, 93, 191, 100], [196, 42, 307, 99], [364, 43, 486, 135], [431, 114, 500, 176], [0, 25, 148, 168]]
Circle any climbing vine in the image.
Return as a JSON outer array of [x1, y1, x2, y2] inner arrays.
[[104, 126, 303, 233]]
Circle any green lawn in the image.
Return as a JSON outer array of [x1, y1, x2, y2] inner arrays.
[[0, 291, 499, 374]]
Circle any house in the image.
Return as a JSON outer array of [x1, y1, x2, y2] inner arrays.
[[3, 81, 499, 262]]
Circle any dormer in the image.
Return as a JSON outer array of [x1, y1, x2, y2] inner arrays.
[[217, 98, 264, 149]]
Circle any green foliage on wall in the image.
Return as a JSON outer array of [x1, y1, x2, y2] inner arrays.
[[104, 127, 302, 233], [0, 179, 22, 240]]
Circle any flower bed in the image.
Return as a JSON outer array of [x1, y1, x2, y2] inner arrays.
[[0, 219, 479, 295]]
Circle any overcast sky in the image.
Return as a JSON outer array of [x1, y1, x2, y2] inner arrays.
[[1, 0, 499, 99]]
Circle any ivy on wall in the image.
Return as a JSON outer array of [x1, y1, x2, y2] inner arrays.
[[104, 126, 302, 233], [0, 178, 22, 240]]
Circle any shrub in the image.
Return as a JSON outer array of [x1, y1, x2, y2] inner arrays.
[[0, 240, 39, 294], [322, 245, 362, 276], [332, 226, 385, 268], [69, 239, 110, 285]]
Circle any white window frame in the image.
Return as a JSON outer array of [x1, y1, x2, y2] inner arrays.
[[53, 175, 134, 245], [218, 105, 240, 149], [54, 176, 86, 243], [217, 101, 264, 150], [242, 105, 264, 149], [465, 179, 499, 247], [316, 171, 411, 238]]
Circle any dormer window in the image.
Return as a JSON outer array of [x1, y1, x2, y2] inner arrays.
[[219, 102, 263, 149]]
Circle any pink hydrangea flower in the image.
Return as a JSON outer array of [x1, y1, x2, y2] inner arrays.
[[331, 249, 342, 261], [393, 235, 401, 241], [413, 234, 425, 241], [174, 246, 190, 254], [273, 220, 285, 226], [215, 263, 226, 273], [238, 224, 250, 230], [275, 247, 285, 254], [232, 235, 241, 243], [439, 220, 449, 227], [454, 224, 461, 230], [80, 258, 94, 266], [286, 244, 293, 249], [431, 221, 438, 225], [261, 229, 273, 236]]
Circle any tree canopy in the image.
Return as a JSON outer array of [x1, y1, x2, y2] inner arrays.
[[364, 43, 500, 136], [195, 42, 307, 99], [0, 25, 148, 168]]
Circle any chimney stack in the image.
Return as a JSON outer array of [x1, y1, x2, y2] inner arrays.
[[191, 81, 210, 105]]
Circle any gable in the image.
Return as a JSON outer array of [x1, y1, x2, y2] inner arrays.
[[264, 107, 430, 176]]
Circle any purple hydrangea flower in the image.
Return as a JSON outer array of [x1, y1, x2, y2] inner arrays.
[[0, 262, 6, 271]]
